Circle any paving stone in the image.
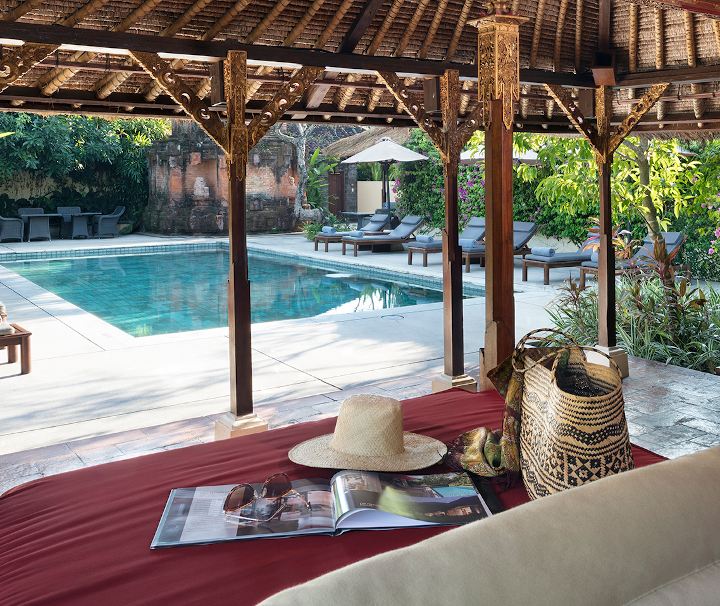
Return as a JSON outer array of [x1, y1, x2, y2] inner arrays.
[[631, 409, 696, 429], [626, 421, 648, 437], [681, 417, 720, 437], [652, 442, 708, 460], [640, 425, 707, 447], [0, 443, 76, 467], [691, 434, 720, 448], [0, 461, 41, 483], [0, 474, 43, 496], [35, 454, 85, 476]]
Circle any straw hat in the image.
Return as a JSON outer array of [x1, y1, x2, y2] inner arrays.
[[288, 394, 447, 471]]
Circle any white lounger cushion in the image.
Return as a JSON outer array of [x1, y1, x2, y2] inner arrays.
[[261, 446, 720, 606]]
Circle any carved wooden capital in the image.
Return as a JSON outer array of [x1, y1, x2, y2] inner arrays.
[[247, 66, 323, 150], [469, 11, 527, 129], [225, 50, 248, 179], [0, 43, 59, 93], [131, 50, 228, 152]]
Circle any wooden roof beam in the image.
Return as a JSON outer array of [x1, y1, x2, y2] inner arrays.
[[628, 0, 720, 18], [553, 0, 570, 72], [0, 21, 596, 86], [417, 0, 449, 60], [530, 0, 547, 68], [339, 0, 384, 53], [575, 0, 584, 72]]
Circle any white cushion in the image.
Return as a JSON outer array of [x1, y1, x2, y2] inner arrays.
[[260, 447, 720, 606]]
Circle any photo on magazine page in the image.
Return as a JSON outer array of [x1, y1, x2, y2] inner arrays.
[[332, 471, 491, 526], [152, 479, 334, 548]]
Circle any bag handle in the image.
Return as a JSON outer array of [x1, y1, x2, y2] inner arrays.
[[512, 329, 622, 381], [511, 328, 580, 374]]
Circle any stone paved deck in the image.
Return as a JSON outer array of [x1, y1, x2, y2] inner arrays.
[[2, 233, 720, 495], [3, 356, 720, 495]]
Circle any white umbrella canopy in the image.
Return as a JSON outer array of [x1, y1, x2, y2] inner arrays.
[[460, 146, 539, 164], [340, 137, 428, 164], [340, 137, 427, 209]]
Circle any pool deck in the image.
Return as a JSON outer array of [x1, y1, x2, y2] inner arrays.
[[1, 233, 720, 493]]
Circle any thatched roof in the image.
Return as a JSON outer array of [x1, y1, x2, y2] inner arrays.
[[322, 126, 411, 158], [0, 1, 720, 134]]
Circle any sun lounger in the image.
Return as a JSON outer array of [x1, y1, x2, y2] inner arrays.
[[579, 231, 686, 289], [341, 215, 424, 256], [522, 243, 592, 285], [314, 213, 392, 252], [462, 221, 538, 272], [404, 217, 486, 266]]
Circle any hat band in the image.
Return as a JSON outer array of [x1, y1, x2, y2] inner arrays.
[[328, 438, 405, 458]]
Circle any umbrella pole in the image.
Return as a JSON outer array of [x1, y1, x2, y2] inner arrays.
[[381, 161, 389, 209]]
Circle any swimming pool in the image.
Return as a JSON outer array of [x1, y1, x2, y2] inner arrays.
[[2, 250, 451, 336]]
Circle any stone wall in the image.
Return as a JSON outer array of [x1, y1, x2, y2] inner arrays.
[[144, 121, 299, 235]]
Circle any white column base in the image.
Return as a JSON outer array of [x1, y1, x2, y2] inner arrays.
[[432, 373, 478, 393], [591, 345, 630, 379], [214, 411, 268, 441]]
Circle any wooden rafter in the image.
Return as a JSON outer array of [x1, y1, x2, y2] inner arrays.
[[530, 0, 547, 68], [130, 51, 228, 151], [575, 0, 584, 72], [554, 0, 570, 72], [418, 0, 449, 60], [628, 2, 639, 100], [684, 11, 705, 120], [3, 0, 45, 22], [95, 0, 214, 99], [447, 0, 474, 60], [655, 7, 666, 120], [608, 83, 669, 152], [143, 0, 252, 102], [38, 0, 163, 96], [628, 0, 720, 17], [340, 0, 384, 53], [246, 0, 292, 44]]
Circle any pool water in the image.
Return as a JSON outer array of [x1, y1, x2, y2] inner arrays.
[[3, 251, 446, 336]]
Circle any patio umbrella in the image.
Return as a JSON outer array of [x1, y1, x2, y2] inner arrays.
[[341, 137, 427, 209]]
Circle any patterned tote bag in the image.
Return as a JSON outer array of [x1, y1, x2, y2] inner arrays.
[[517, 331, 634, 499]]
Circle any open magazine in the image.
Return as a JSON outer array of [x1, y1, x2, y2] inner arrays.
[[151, 471, 493, 548]]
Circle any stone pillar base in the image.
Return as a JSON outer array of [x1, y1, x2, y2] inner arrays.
[[432, 373, 478, 393], [591, 345, 630, 379], [214, 411, 268, 441]]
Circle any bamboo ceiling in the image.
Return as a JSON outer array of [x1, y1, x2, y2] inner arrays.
[[1, 0, 720, 134]]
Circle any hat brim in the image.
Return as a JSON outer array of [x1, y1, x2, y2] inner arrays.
[[288, 432, 447, 472]]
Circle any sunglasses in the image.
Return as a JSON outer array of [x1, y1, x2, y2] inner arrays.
[[223, 473, 311, 522]]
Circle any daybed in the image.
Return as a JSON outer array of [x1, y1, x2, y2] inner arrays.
[[0, 389, 663, 606]]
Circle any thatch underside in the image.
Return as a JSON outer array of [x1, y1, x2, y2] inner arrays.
[[0, 0, 720, 136]]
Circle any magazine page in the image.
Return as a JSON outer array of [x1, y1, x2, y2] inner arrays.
[[332, 471, 491, 530], [151, 479, 334, 548]]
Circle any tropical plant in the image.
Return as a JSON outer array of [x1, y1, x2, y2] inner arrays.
[[305, 149, 338, 210], [583, 218, 641, 259], [549, 273, 719, 374]]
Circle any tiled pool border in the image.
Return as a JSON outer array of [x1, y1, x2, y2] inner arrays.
[[0, 241, 486, 297]]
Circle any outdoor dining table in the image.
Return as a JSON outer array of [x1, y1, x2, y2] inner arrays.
[[70, 211, 102, 239], [0, 389, 664, 605]]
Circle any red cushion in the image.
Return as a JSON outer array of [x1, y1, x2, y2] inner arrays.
[[0, 389, 663, 605]]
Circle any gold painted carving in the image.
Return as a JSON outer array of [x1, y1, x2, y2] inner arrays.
[[225, 50, 248, 179], [247, 66, 323, 150], [470, 7, 527, 130], [608, 83, 669, 154], [131, 51, 228, 152], [0, 44, 59, 93]]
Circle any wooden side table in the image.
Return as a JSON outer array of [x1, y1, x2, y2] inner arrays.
[[0, 323, 32, 374]]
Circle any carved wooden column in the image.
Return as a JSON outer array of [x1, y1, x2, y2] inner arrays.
[[215, 50, 268, 439], [432, 70, 477, 393], [471, 4, 527, 386], [593, 84, 625, 374]]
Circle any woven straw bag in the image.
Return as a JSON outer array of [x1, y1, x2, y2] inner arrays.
[[514, 330, 634, 500]]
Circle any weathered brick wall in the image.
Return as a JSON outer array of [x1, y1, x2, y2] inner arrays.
[[144, 121, 299, 234]]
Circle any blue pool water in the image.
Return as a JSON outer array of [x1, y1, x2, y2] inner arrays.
[[3, 251, 447, 336]]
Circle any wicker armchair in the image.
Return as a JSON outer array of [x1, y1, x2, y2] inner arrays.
[[0, 215, 24, 242]]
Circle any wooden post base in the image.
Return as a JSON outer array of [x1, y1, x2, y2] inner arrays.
[[591, 345, 630, 379], [431, 373, 478, 394], [214, 411, 268, 440]]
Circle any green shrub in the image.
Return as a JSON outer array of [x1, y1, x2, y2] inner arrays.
[[302, 215, 352, 241], [549, 275, 720, 373]]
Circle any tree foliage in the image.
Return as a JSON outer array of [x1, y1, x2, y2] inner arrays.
[[0, 113, 169, 226]]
